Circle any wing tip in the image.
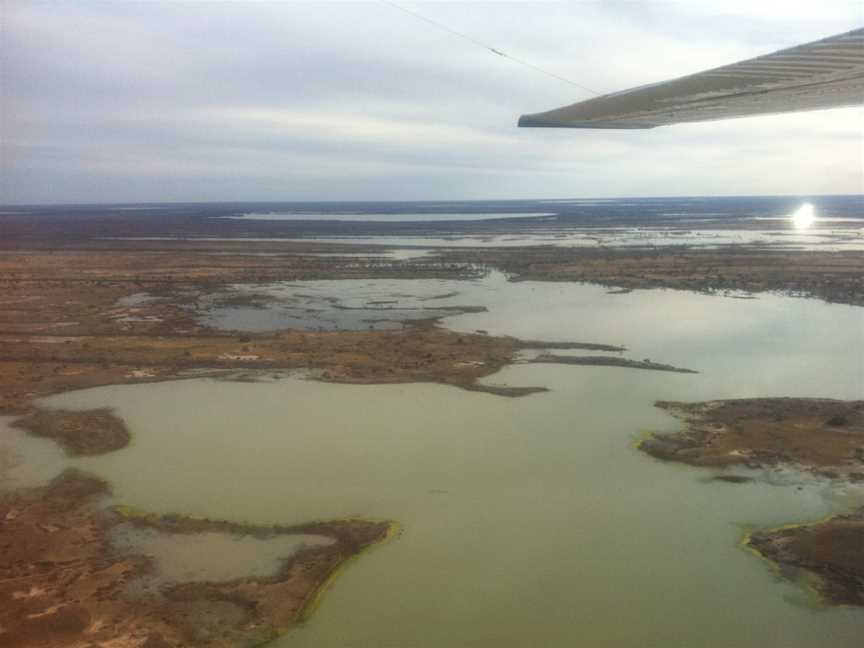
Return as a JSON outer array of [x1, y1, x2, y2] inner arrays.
[[518, 114, 549, 128], [518, 113, 655, 129]]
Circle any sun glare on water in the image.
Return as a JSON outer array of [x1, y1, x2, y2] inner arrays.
[[791, 203, 816, 230]]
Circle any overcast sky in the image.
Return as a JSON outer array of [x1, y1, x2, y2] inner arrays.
[[2, 1, 862, 204]]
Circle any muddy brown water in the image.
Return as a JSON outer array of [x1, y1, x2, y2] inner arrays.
[[5, 275, 863, 647]]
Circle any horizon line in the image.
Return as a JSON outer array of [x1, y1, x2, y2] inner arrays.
[[2, 192, 862, 209]]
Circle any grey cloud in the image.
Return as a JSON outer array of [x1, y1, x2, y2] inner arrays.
[[2, 1, 862, 203]]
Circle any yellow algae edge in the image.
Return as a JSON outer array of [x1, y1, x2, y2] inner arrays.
[[112, 504, 149, 519], [630, 429, 658, 452], [738, 516, 844, 609], [283, 519, 403, 633]]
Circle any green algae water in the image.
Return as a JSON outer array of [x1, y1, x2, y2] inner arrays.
[[28, 277, 864, 647]]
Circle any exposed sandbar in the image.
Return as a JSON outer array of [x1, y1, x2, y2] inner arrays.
[[513, 339, 625, 352], [456, 382, 549, 398], [530, 354, 698, 374]]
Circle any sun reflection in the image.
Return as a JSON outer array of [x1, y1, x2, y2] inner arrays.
[[791, 203, 816, 230]]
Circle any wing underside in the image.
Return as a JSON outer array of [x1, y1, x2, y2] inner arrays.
[[519, 28, 864, 129]]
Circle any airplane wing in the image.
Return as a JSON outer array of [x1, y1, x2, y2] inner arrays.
[[518, 28, 864, 129]]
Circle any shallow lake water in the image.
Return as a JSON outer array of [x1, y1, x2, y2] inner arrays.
[[195, 277, 485, 331], [12, 276, 864, 647], [111, 525, 333, 587]]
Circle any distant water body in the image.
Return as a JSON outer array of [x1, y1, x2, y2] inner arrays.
[[3, 195, 862, 225], [206, 195, 863, 251], [217, 195, 864, 224], [224, 212, 557, 222]]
